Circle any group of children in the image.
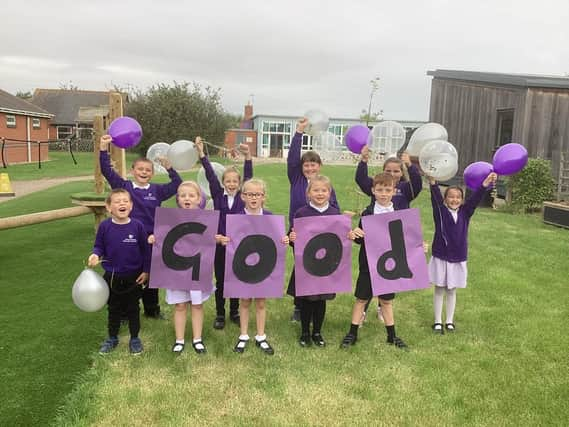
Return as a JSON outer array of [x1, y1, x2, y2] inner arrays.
[[88, 119, 496, 356]]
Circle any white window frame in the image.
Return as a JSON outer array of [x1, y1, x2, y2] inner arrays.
[[32, 118, 41, 129], [260, 121, 292, 157], [6, 114, 16, 128], [57, 125, 75, 140]]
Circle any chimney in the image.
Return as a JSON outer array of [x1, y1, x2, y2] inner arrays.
[[244, 104, 253, 121]]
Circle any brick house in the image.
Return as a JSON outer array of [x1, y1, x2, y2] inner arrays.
[[0, 89, 53, 164]]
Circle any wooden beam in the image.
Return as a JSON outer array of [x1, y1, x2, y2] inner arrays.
[[93, 115, 105, 194], [108, 92, 126, 178], [0, 206, 92, 230]]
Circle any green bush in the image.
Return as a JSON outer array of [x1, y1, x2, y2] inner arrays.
[[507, 158, 555, 212]]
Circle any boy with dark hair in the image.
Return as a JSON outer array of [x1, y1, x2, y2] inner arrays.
[[88, 189, 150, 354], [342, 173, 408, 350], [99, 135, 182, 318]]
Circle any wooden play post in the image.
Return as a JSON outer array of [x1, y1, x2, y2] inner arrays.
[[108, 92, 126, 178], [74, 91, 127, 230]]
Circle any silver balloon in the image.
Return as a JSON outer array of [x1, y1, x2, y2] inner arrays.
[[311, 131, 341, 162], [72, 268, 109, 312], [197, 162, 226, 198], [146, 142, 170, 174], [407, 122, 448, 157], [304, 109, 330, 136], [167, 140, 198, 171], [419, 140, 458, 181], [367, 121, 406, 154]]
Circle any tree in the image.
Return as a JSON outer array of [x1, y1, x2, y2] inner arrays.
[[15, 90, 32, 100], [58, 81, 79, 90], [125, 82, 239, 156], [361, 76, 382, 126]]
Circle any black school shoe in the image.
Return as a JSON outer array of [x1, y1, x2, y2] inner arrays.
[[229, 313, 240, 325], [445, 323, 456, 332], [213, 316, 225, 330], [233, 338, 249, 353], [432, 323, 444, 335], [255, 339, 275, 355], [312, 333, 326, 347], [299, 334, 311, 347], [192, 340, 207, 354], [340, 333, 357, 348], [387, 336, 408, 350]]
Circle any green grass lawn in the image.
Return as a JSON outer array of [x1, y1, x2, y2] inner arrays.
[[1, 162, 568, 426]]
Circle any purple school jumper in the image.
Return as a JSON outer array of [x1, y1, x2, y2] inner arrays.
[[287, 132, 339, 225], [92, 218, 150, 274], [429, 183, 488, 263], [201, 155, 252, 317], [286, 204, 340, 301], [355, 160, 422, 210], [99, 151, 182, 234]]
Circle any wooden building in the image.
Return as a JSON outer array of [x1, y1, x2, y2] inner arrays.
[[427, 70, 569, 181]]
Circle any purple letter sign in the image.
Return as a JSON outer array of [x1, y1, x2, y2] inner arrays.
[[149, 207, 219, 292], [361, 208, 429, 295], [294, 215, 352, 297], [223, 214, 286, 298]]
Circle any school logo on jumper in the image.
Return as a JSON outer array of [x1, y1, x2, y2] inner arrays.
[[122, 234, 137, 243], [144, 193, 157, 201]]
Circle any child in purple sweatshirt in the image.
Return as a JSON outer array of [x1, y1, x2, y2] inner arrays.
[[355, 145, 423, 323], [217, 178, 289, 355], [195, 137, 252, 330], [287, 118, 340, 320], [88, 189, 150, 355], [427, 172, 497, 333], [99, 135, 182, 319]]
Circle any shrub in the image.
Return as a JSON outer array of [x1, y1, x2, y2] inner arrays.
[[507, 158, 555, 212]]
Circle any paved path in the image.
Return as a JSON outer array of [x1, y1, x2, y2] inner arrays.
[[0, 175, 93, 203]]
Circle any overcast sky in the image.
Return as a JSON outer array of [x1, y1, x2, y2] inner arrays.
[[2, 0, 568, 121]]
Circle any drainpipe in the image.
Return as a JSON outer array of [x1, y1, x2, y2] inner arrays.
[[26, 116, 31, 162]]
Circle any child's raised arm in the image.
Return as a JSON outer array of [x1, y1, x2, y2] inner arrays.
[[355, 146, 373, 197], [287, 118, 308, 182], [197, 137, 224, 198], [239, 143, 253, 181], [99, 135, 127, 188]]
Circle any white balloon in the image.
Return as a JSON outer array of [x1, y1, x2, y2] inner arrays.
[[419, 140, 458, 181], [72, 269, 109, 312], [167, 140, 198, 171], [197, 162, 226, 198], [205, 198, 214, 210], [407, 122, 448, 156], [304, 109, 330, 136], [146, 142, 170, 174], [367, 121, 406, 154], [311, 131, 341, 162]]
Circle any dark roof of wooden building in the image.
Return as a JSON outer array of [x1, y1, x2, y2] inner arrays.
[[0, 89, 53, 117], [427, 69, 569, 89], [30, 89, 113, 125]]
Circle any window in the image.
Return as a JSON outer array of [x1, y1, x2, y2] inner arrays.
[[6, 115, 16, 128], [32, 118, 41, 129], [328, 124, 350, 151], [260, 121, 292, 157], [57, 126, 74, 140]]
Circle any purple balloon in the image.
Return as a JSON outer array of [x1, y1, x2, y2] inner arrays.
[[492, 143, 528, 175], [345, 125, 370, 154], [464, 161, 493, 190], [108, 117, 143, 149]]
